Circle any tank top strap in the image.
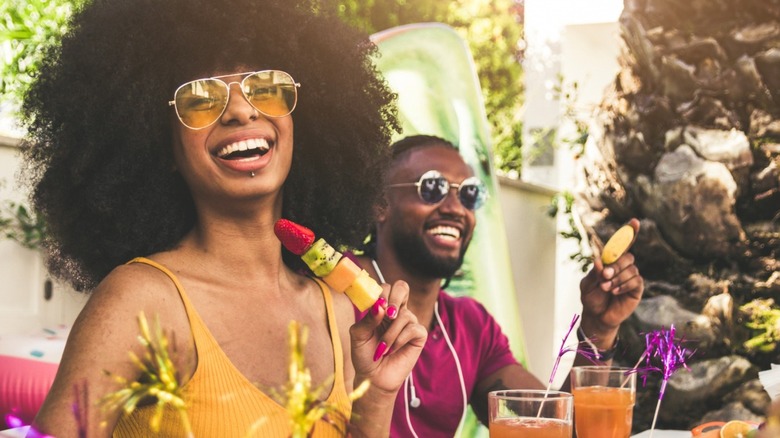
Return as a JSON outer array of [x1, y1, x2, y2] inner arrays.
[[312, 277, 344, 381], [125, 257, 208, 339]]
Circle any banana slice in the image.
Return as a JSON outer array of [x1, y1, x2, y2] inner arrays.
[[601, 224, 636, 265]]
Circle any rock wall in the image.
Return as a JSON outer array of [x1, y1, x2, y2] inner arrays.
[[575, 0, 780, 430]]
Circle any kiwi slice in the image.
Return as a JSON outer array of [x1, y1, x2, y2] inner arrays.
[[601, 224, 636, 265], [301, 238, 343, 276]]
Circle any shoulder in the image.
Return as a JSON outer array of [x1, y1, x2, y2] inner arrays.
[[64, 259, 195, 384], [32, 259, 193, 435], [72, 259, 192, 356], [71, 258, 195, 379], [86, 259, 187, 321]]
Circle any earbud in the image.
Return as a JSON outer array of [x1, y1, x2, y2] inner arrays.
[[403, 306, 467, 437], [409, 384, 421, 408]]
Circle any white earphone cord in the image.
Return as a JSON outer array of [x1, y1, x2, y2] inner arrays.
[[371, 259, 468, 438]]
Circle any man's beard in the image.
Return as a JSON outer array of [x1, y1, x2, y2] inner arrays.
[[391, 229, 468, 280]]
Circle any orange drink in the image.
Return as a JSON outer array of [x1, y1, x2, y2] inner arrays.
[[570, 366, 636, 438], [489, 417, 571, 438], [488, 390, 573, 438], [571, 386, 634, 437]]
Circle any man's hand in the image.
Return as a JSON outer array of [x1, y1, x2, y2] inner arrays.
[[578, 218, 644, 348]]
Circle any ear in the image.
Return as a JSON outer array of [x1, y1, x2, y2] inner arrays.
[[374, 202, 388, 224]]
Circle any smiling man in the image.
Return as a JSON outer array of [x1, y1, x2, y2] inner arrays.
[[353, 134, 644, 437]]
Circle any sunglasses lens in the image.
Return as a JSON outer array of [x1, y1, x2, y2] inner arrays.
[[418, 176, 449, 204], [243, 70, 297, 117], [458, 177, 487, 210], [174, 79, 229, 129]]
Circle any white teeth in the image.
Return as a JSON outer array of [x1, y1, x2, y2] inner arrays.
[[217, 138, 270, 157], [427, 226, 461, 240]]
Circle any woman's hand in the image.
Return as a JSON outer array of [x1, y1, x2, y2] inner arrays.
[[349, 280, 427, 392], [347, 280, 426, 437]]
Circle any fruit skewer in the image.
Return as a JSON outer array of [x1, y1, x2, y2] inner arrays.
[[274, 219, 382, 312]]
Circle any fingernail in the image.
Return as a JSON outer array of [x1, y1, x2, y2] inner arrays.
[[386, 305, 398, 319], [373, 341, 387, 361], [371, 297, 387, 316]]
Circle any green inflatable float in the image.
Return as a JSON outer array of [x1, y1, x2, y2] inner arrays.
[[371, 23, 528, 437]]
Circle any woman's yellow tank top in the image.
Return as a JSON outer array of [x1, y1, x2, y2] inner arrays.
[[113, 257, 352, 437]]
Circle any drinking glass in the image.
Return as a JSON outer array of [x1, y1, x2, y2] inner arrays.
[[488, 390, 573, 438], [570, 366, 636, 438]]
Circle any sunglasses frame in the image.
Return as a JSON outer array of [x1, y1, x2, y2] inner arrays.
[[387, 169, 488, 211], [168, 70, 301, 130]]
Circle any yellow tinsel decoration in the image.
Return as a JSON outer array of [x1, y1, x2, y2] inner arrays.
[[100, 311, 193, 437], [261, 321, 370, 438], [100, 314, 368, 438]]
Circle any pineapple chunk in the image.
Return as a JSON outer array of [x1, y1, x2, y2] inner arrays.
[[345, 270, 383, 312]]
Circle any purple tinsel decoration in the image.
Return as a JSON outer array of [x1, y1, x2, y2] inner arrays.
[[4, 413, 23, 428], [638, 325, 694, 400], [546, 313, 622, 388], [548, 314, 588, 386], [72, 380, 89, 438]]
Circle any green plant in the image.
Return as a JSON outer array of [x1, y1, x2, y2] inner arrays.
[[546, 191, 590, 272], [524, 76, 589, 166], [0, 198, 45, 249], [539, 76, 596, 272], [553, 77, 589, 158], [740, 299, 780, 353], [0, 0, 82, 108]]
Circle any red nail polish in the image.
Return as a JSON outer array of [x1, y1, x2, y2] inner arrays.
[[373, 341, 387, 361], [371, 297, 387, 316], [386, 305, 398, 319]]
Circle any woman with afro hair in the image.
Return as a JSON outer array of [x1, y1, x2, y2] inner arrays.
[[20, 0, 426, 436]]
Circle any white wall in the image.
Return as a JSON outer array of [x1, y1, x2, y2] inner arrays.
[[496, 177, 560, 383], [0, 139, 41, 333], [522, 0, 623, 387], [0, 137, 87, 334], [522, 0, 622, 189]]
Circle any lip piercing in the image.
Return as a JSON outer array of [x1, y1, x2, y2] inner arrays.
[[250, 171, 255, 177]]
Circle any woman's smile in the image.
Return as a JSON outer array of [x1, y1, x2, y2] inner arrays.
[[216, 138, 270, 159]]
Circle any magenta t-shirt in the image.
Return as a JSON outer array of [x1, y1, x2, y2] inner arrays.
[[380, 291, 519, 437]]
